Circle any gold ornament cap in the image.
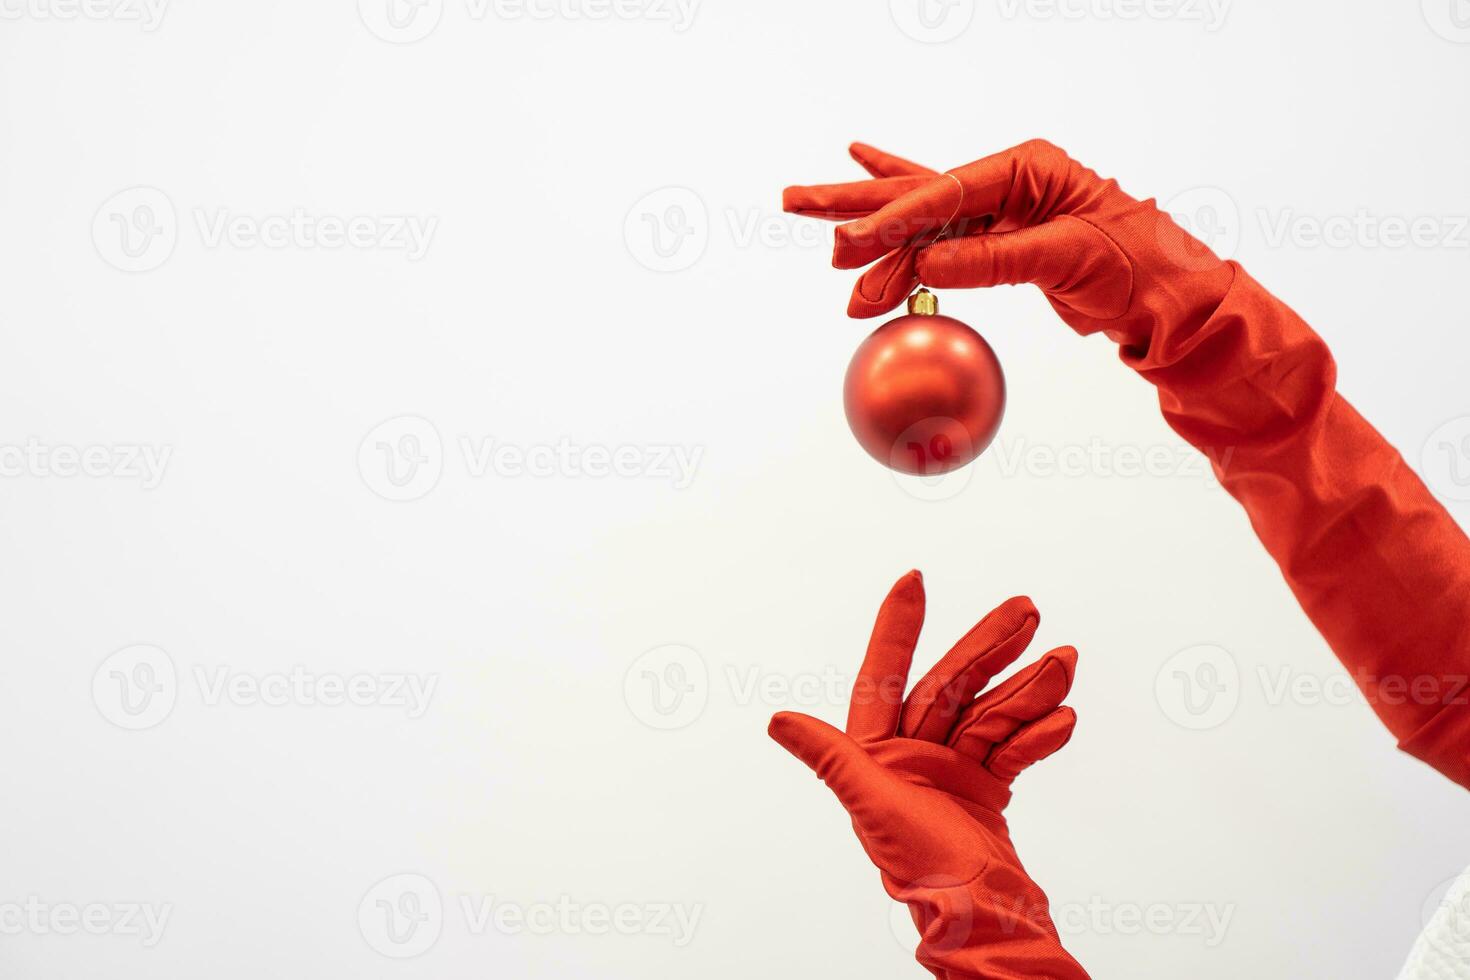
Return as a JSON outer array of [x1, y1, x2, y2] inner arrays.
[[907, 288, 938, 316]]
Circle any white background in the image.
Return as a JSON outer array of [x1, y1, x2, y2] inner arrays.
[[3, 1, 1470, 977]]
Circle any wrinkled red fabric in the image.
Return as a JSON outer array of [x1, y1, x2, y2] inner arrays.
[[770, 572, 1090, 980], [785, 140, 1470, 789]]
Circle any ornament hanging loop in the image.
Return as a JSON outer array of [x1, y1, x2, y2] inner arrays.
[[908, 288, 938, 316]]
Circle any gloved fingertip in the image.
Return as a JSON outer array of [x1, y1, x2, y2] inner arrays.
[[991, 595, 1041, 638], [846, 294, 890, 319], [881, 569, 926, 615], [848, 141, 878, 169], [1006, 594, 1038, 617], [767, 710, 799, 742], [847, 276, 909, 319], [780, 186, 805, 214], [1049, 705, 1079, 750], [986, 704, 1079, 780], [833, 222, 872, 270], [1049, 645, 1079, 685], [887, 569, 924, 597]]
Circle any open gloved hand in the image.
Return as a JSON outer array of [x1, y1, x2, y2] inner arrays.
[[782, 139, 1234, 351], [769, 571, 1089, 979]]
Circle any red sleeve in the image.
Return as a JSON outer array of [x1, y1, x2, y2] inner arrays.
[[1119, 262, 1470, 787]]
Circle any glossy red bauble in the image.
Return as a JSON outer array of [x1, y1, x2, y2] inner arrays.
[[843, 292, 1006, 476]]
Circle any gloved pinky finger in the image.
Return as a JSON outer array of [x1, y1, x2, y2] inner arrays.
[[984, 706, 1077, 781], [847, 245, 920, 319], [947, 645, 1076, 760]]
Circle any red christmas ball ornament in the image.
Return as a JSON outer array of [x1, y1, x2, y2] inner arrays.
[[844, 289, 1006, 476]]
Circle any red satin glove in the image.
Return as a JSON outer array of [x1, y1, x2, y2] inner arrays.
[[785, 141, 1470, 788], [770, 571, 1089, 980]]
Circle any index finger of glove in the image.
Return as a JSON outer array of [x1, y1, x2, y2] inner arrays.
[[847, 570, 926, 743], [833, 139, 1071, 270], [849, 142, 937, 179], [783, 175, 930, 220], [899, 596, 1039, 744]]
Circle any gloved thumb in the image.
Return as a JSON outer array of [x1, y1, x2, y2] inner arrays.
[[771, 711, 990, 884], [768, 711, 891, 817]]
